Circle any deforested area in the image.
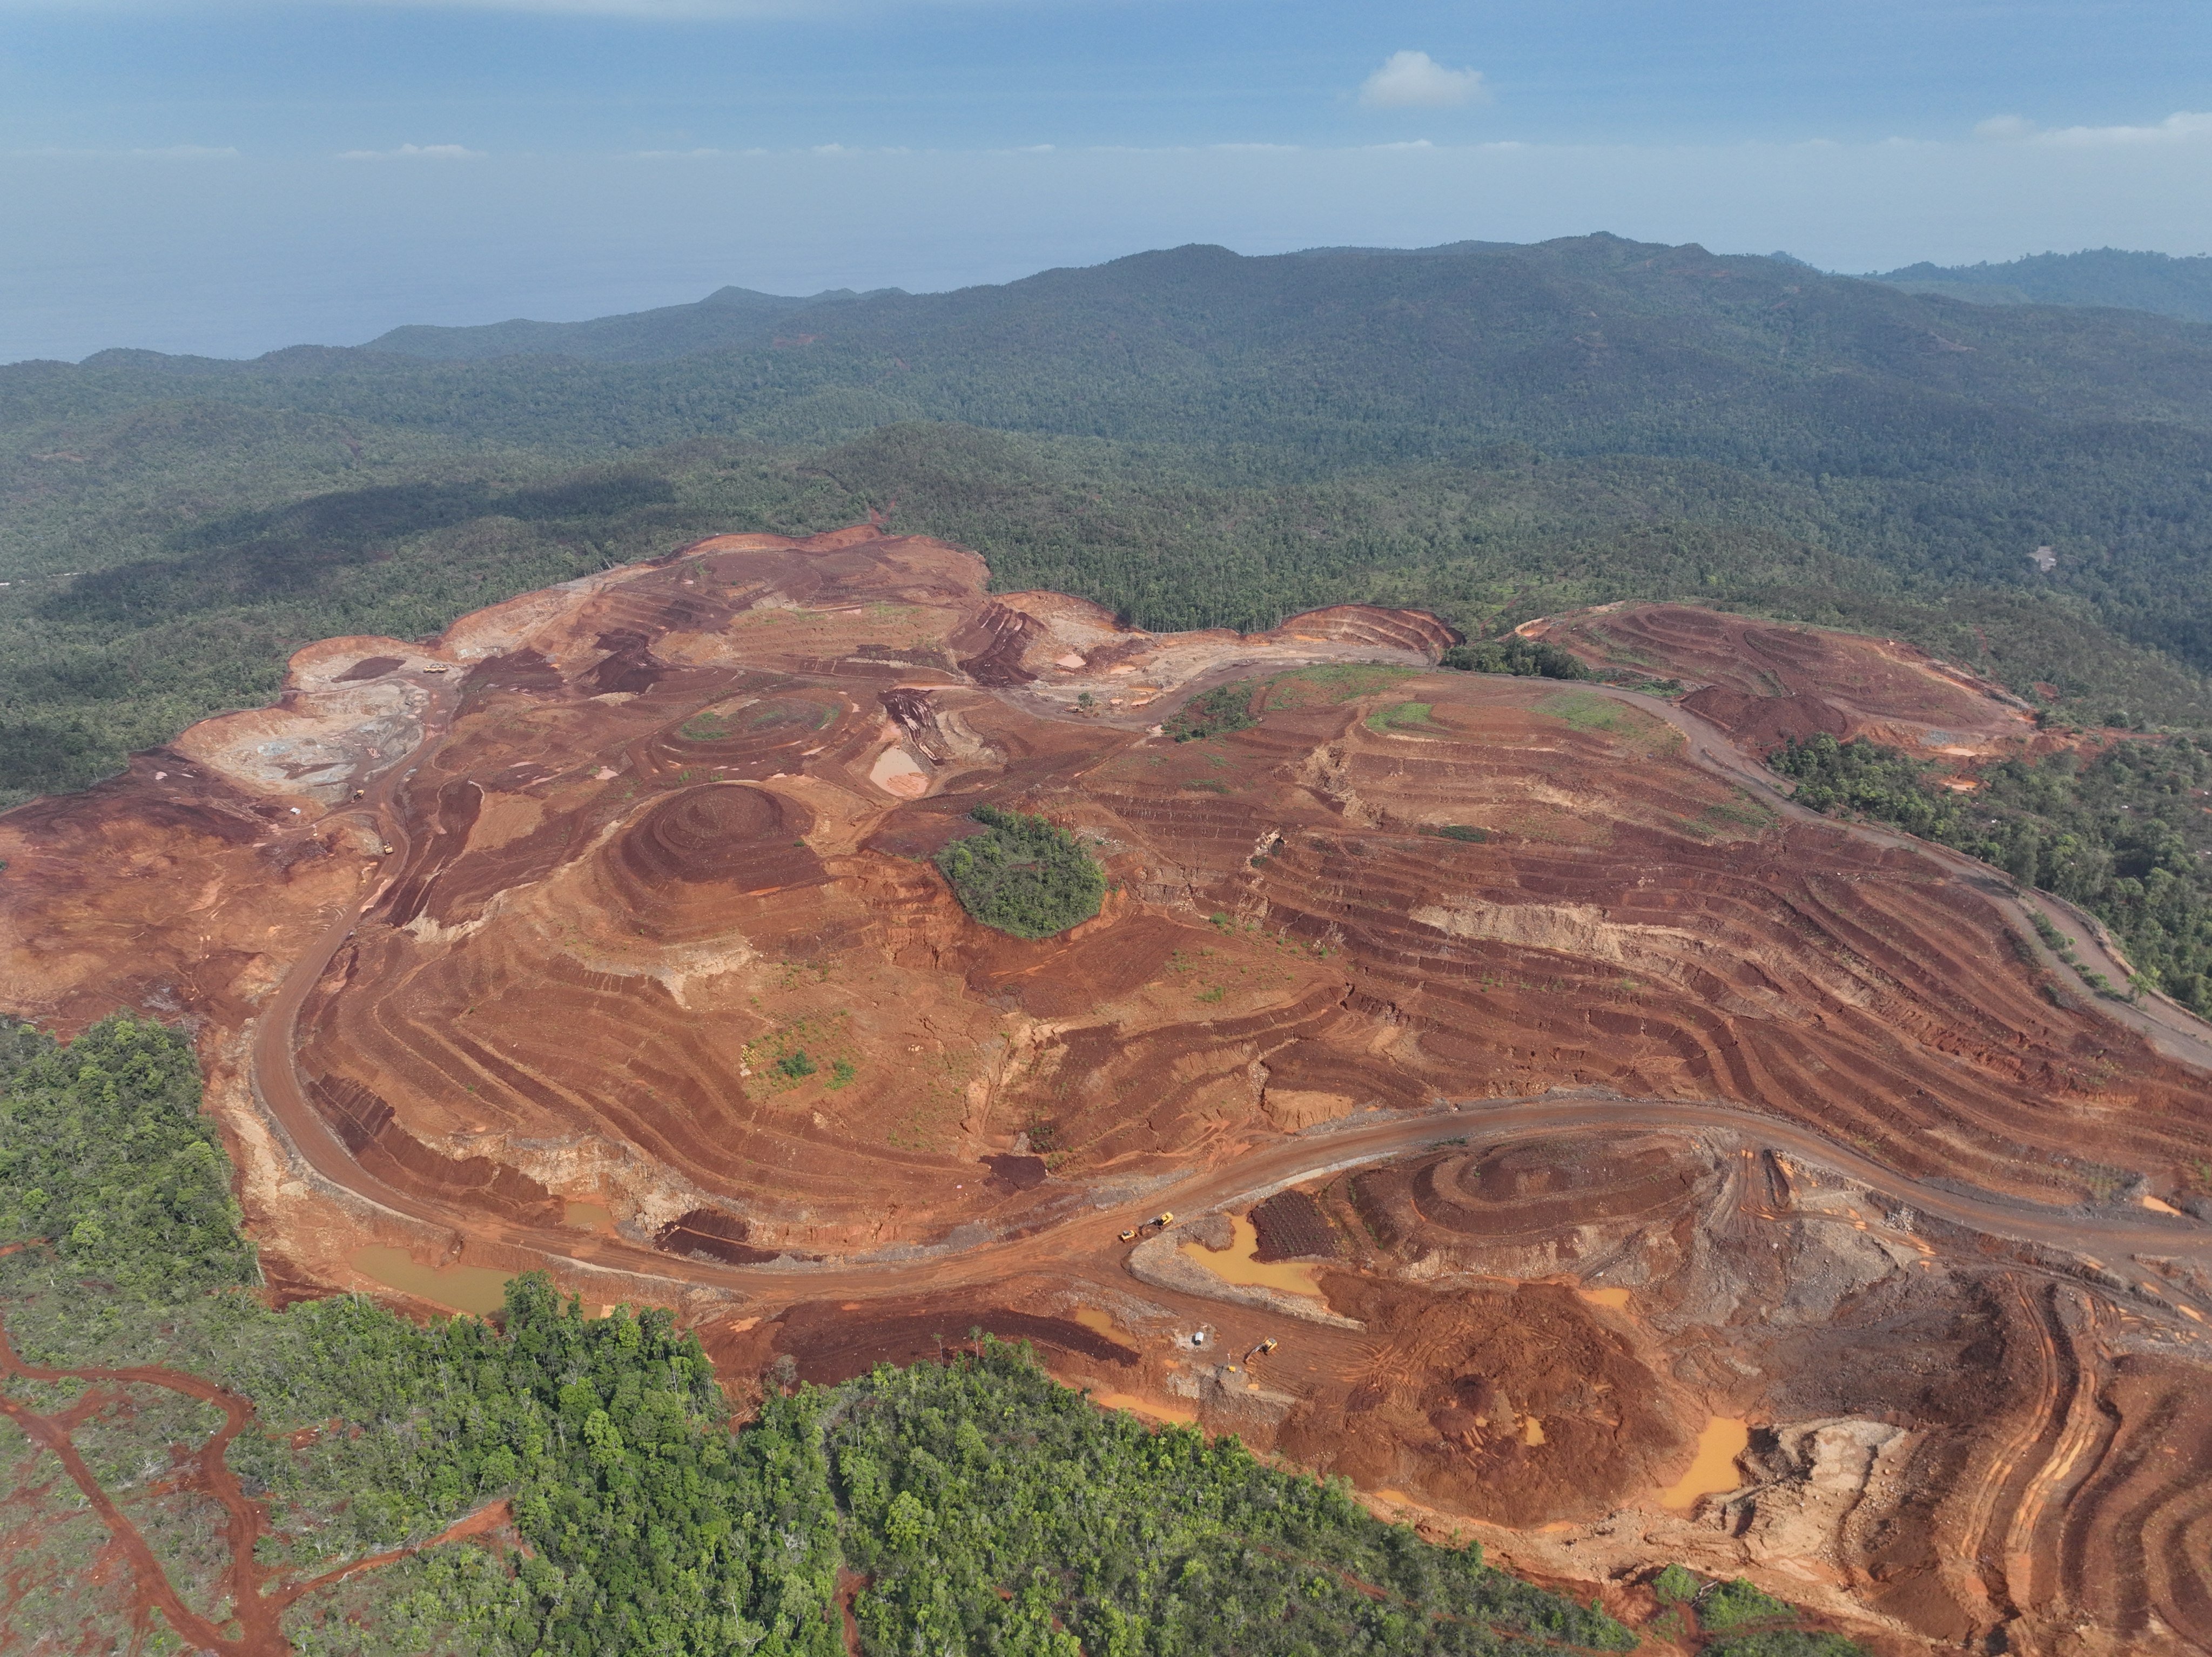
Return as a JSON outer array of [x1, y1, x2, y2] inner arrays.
[[1771, 731, 2212, 1013], [9, 163, 2212, 1657], [0, 1013, 1651, 1656]]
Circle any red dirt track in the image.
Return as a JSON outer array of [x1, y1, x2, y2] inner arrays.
[[5, 530, 2212, 1654], [0, 1310, 508, 1652]]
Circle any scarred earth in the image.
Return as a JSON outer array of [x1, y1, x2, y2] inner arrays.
[[5, 527, 2211, 1656]]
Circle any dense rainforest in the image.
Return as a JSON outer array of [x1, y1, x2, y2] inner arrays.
[[4, 233, 2212, 806], [0, 1015, 1857, 1654]]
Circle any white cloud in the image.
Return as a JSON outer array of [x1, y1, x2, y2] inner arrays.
[[338, 143, 487, 160], [1357, 50, 1489, 112], [1976, 110, 2212, 146]]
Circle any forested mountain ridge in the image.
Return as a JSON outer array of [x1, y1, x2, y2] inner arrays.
[[4, 233, 2211, 804], [361, 282, 893, 364], [1872, 247, 2212, 324], [17, 235, 2212, 455]]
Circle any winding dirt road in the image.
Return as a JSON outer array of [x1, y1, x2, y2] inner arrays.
[[241, 659, 2212, 1332]]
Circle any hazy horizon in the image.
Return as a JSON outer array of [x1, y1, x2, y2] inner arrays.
[[4, 0, 2208, 363]]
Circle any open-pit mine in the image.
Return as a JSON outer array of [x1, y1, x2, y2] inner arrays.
[[5, 528, 2211, 1655]]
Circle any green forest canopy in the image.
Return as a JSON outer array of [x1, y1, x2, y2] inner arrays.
[[1870, 248, 2212, 324]]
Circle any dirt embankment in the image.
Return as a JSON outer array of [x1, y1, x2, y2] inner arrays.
[[1293, 1127, 2212, 1654], [1538, 602, 2036, 756]]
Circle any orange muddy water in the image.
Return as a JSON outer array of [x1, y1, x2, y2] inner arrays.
[[1181, 1216, 1325, 1297], [1657, 1415, 1750, 1508], [349, 1246, 512, 1315]]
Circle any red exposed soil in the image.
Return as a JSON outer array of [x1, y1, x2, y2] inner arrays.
[[717, 1297, 1142, 1387], [1277, 1277, 1685, 1528], [4, 527, 2211, 1654], [1539, 602, 2034, 754]]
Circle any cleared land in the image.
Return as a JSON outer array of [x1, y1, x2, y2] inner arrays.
[[4, 528, 2211, 1654]]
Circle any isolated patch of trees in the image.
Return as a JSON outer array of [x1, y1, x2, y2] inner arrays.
[[0, 1013, 256, 1298], [936, 805, 1107, 939], [1438, 638, 1588, 680], [1164, 681, 1260, 742]]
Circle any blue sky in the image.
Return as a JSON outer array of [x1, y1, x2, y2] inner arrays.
[[3, 0, 2208, 360]]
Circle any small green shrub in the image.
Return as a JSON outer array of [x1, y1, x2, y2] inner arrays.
[[777, 1049, 819, 1080], [1434, 824, 1490, 843], [1366, 700, 1437, 733], [1650, 1562, 1700, 1604], [1535, 689, 1626, 731]]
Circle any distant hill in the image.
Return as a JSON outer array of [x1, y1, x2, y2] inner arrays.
[[1870, 248, 2212, 324], [361, 283, 895, 363], [5, 232, 2212, 802], [359, 243, 1530, 365]]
